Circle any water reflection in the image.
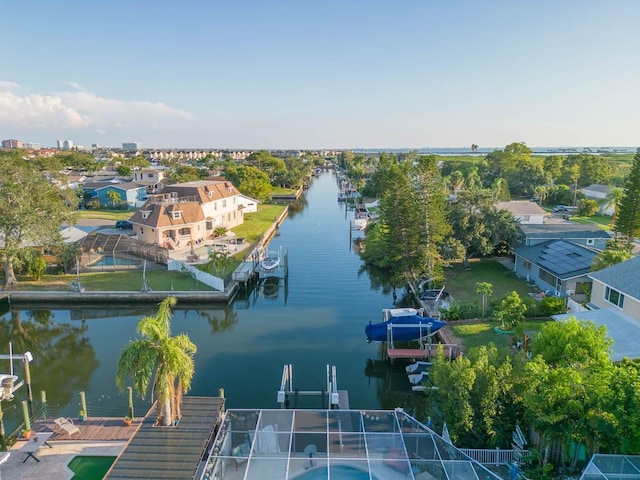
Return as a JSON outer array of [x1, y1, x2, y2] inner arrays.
[[0, 172, 418, 430]]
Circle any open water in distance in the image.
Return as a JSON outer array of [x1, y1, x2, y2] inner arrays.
[[0, 172, 413, 430]]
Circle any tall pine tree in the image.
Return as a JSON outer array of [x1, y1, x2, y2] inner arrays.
[[614, 147, 640, 245]]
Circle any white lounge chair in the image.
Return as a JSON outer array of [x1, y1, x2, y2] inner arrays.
[[53, 417, 80, 437]]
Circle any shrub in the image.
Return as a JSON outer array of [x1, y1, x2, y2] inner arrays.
[[539, 296, 566, 315]]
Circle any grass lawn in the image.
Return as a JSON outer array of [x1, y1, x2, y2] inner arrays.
[[74, 210, 134, 221], [448, 318, 551, 355], [443, 259, 537, 304], [230, 204, 287, 244], [68, 455, 116, 480], [8, 269, 218, 291], [571, 215, 612, 230]]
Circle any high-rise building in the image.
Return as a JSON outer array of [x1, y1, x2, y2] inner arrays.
[[2, 139, 22, 149], [23, 141, 40, 149], [57, 139, 74, 150], [122, 142, 141, 152]]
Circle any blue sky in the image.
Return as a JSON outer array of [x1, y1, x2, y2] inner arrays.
[[1, 1, 639, 149]]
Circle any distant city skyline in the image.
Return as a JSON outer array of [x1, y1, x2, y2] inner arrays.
[[1, 1, 639, 149]]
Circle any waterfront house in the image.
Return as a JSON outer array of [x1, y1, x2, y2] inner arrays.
[[497, 200, 546, 224], [128, 180, 249, 248], [513, 240, 599, 296]]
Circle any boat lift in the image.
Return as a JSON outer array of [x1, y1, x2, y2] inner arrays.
[[277, 364, 345, 409], [0, 343, 32, 402]]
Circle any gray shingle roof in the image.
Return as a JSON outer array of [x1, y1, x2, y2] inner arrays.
[[589, 256, 640, 300], [519, 223, 611, 239], [514, 240, 599, 279]]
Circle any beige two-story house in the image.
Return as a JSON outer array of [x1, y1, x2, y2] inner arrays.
[[129, 180, 247, 249]]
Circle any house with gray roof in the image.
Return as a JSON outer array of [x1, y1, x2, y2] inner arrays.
[[582, 184, 614, 215], [513, 240, 600, 296], [552, 256, 640, 362], [588, 255, 640, 320], [514, 223, 610, 250], [497, 200, 546, 224]]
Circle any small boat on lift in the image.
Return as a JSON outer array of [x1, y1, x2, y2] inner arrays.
[[261, 251, 280, 271], [365, 308, 445, 343]]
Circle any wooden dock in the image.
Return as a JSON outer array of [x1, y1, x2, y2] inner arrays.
[[31, 416, 142, 442], [386, 343, 459, 362]]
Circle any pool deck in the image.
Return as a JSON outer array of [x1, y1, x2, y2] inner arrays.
[[1, 416, 139, 479]]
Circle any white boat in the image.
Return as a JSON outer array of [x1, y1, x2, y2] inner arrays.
[[351, 217, 368, 231], [0, 374, 19, 401], [261, 251, 280, 271]]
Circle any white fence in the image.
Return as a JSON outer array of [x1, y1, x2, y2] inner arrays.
[[167, 260, 224, 291], [567, 297, 588, 314], [460, 448, 529, 465]]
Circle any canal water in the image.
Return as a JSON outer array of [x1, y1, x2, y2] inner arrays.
[[0, 172, 415, 430]]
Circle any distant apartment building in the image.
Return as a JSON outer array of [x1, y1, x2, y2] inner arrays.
[[22, 141, 40, 149], [2, 139, 22, 149], [57, 139, 74, 150], [122, 142, 141, 152]]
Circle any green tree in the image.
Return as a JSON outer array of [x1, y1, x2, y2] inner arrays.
[[614, 147, 640, 245], [0, 156, 75, 286], [166, 165, 208, 184], [591, 242, 633, 271], [224, 164, 273, 202], [116, 297, 197, 426], [447, 190, 518, 268], [117, 165, 132, 177], [601, 186, 623, 225], [106, 189, 123, 208], [476, 282, 493, 319], [524, 318, 615, 468], [578, 198, 599, 217], [493, 291, 526, 330]]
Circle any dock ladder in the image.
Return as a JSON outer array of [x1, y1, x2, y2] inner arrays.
[[277, 364, 342, 409]]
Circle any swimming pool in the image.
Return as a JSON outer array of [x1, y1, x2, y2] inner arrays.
[[89, 256, 140, 267], [291, 465, 379, 480]]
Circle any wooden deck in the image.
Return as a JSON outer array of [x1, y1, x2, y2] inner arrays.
[[31, 416, 142, 442], [387, 344, 459, 361]]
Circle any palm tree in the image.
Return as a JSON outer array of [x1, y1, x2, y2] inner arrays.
[[116, 297, 197, 426], [591, 244, 632, 272], [476, 282, 493, 319], [601, 187, 623, 226]]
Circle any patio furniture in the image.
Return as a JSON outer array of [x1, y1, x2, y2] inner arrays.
[[20, 432, 53, 463], [53, 417, 80, 437]]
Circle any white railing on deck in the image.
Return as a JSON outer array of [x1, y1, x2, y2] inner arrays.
[[459, 448, 529, 465]]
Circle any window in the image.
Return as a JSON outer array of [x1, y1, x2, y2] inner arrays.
[[223, 199, 227, 208], [515, 234, 522, 243], [605, 286, 625, 308], [538, 269, 557, 286], [523, 260, 532, 270], [586, 239, 594, 245], [172, 211, 181, 220], [206, 221, 213, 230]]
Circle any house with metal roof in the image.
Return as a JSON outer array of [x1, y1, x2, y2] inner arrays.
[[514, 223, 610, 250], [513, 240, 600, 296]]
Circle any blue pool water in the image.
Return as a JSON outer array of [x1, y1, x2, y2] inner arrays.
[[293, 465, 377, 480], [90, 256, 140, 267]]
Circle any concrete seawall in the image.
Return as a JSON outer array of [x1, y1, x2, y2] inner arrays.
[[7, 286, 237, 305]]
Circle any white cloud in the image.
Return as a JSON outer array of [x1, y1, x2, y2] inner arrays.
[[0, 91, 91, 128], [0, 81, 193, 136], [0, 80, 21, 91], [65, 81, 85, 91]]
